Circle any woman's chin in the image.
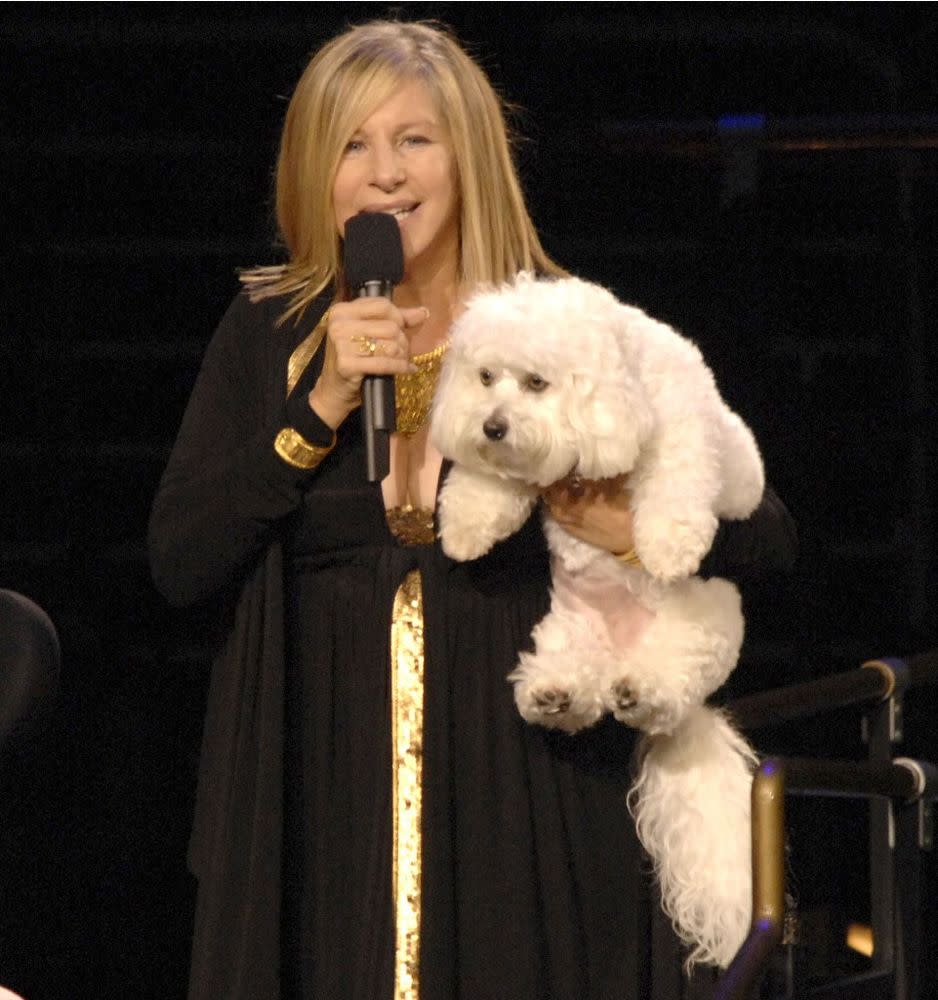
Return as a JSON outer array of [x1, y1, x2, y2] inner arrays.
[[401, 229, 460, 284]]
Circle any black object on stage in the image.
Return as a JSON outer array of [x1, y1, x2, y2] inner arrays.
[[343, 212, 405, 482]]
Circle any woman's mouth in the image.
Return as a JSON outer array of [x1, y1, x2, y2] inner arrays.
[[389, 204, 418, 221]]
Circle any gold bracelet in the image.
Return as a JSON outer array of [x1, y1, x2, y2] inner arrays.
[[274, 426, 336, 470], [613, 547, 643, 568]]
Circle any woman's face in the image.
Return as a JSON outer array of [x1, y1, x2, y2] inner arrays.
[[333, 80, 460, 282]]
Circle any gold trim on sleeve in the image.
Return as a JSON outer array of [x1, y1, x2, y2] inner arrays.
[[390, 569, 426, 1000], [273, 426, 335, 469], [286, 309, 330, 395]]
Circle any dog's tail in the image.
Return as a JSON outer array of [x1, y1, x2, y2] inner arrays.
[[628, 704, 757, 970]]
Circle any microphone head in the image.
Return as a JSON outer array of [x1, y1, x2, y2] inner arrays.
[[343, 212, 404, 289]]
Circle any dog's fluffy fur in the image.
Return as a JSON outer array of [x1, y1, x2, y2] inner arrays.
[[430, 273, 765, 968]]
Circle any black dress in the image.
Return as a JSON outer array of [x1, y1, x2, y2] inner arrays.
[[149, 291, 797, 1000]]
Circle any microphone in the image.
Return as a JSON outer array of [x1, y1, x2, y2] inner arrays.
[[343, 212, 405, 482]]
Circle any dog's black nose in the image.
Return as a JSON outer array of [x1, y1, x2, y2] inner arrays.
[[483, 417, 508, 441]]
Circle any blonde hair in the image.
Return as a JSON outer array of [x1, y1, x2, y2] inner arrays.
[[242, 20, 564, 322]]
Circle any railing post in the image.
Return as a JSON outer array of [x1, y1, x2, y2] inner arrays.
[[861, 658, 909, 994], [713, 759, 786, 1000]]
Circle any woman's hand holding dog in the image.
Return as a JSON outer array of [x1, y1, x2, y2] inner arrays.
[[542, 474, 636, 556], [309, 298, 428, 430]]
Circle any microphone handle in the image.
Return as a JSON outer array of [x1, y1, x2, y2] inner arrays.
[[358, 279, 396, 482]]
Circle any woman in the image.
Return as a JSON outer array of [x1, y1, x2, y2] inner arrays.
[[149, 20, 796, 1000]]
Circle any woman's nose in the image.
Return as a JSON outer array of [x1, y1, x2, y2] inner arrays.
[[370, 144, 405, 190]]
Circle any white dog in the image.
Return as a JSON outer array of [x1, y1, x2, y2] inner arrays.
[[430, 273, 764, 969]]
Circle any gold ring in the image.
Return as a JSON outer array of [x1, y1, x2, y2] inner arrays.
[[352, 335, 378, 356]]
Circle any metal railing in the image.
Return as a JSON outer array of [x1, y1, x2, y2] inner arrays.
[[713, 651, 938, 1000]]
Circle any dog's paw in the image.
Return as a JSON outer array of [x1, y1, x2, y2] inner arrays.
[[533, 687, 572, 716], [611, 679, 638, 712], [606, 677, 687, 735], [437, 471, 536, 561], [634, 511, 717, 582], [512, 674, 604, 735], [439, 521, 495, 561], [514, 680, 574, 729], [438, 501, 498, 561]]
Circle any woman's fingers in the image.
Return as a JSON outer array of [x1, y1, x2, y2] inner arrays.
[[401, 305, 431, 328], [308, 301, 429, 431], [338, 320, 409, 361], [543, 475, 635, 553], [328, 302, 416, 375], [332, 301, 428, 360]]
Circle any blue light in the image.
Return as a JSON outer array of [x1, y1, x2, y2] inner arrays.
[[717, 113, 767, 133]]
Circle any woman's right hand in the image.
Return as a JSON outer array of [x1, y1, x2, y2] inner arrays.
[[309, 298, 428, 430]]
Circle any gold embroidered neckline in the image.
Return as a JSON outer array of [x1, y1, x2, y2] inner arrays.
[[386, 504, 436, 546], [395, 342, 449, 437]]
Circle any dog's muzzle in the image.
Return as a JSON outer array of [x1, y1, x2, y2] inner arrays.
[[483, 415, 508, 441]]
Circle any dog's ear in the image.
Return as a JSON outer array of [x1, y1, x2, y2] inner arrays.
[[566, 364, 652, 480]]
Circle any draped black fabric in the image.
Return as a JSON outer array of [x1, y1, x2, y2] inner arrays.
[[148, 290, 797, 1000], [185, 545, 285, 998], [150, 291, 330, 1000], [281, 505, 643, 998]]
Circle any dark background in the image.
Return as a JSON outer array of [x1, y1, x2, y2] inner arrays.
[[1, 3, 936, 998]]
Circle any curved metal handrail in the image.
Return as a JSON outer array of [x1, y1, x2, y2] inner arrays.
[[725, 649, 938, 732], [713, 755, 937, 1000]]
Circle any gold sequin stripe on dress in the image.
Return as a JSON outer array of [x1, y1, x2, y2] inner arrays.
[[390, 569, 426, 1000]]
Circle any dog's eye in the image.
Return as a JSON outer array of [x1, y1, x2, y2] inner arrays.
[[524, 374, 549, 393], [479, 368, 494, 386]]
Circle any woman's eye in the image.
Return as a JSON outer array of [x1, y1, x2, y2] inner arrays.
[[525, 374, 549, 393], [343, 139, 364, 154], [403, 134, 430, 147], [479, 369, 493, 386]]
